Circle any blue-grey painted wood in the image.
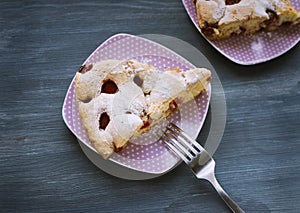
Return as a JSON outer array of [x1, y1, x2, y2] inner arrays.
[[0, 1, 299, 212]]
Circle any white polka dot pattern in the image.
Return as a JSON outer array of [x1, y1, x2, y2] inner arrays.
[[182, 0, 300, 65], [62, 34, 211, 174]]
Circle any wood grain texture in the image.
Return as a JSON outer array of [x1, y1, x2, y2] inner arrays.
[[0, 0, 299, 212]]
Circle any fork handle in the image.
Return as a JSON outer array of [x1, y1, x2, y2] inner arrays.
[[208, 176, 245, 213]]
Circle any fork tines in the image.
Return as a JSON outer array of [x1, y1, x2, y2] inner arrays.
[[161, 123, 204, 163], [161, 123, 245, 212]]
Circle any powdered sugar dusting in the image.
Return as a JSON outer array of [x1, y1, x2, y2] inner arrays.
[[251, 37, 264, 52]]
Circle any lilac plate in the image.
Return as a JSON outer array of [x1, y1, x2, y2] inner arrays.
[[62, 33, 211, 175], [183, 0, 300, 65]]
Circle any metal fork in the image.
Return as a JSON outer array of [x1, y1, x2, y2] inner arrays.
[[161, 123, 245, 213]]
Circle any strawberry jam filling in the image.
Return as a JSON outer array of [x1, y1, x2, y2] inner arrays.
[[101, 79, 118, 94], [202, 22, 218, 37], [140, 120, 150, 129], [264, 9, 278, 26], [225, 0, 241, 5], [99, 112, 110, 130], [115, 146, 124, 152], [169, 100, 178, 111], [78, 64, 93, 74]]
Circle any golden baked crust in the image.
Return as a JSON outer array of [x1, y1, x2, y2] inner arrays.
[[194, 0, 300, 40], [75, 60, 211, 159]]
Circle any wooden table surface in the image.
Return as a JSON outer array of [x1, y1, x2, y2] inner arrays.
[[1, 1, 299, 212]]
